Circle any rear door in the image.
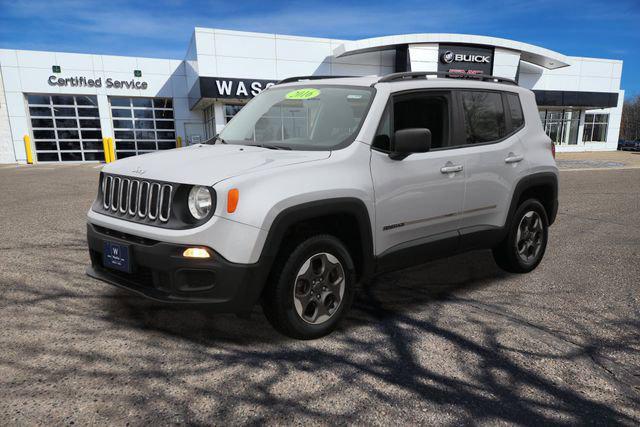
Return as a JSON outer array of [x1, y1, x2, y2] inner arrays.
[[454, 90, 529, 246]]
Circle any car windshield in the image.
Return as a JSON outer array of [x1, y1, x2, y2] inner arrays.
[[218, 85, 375, 150]]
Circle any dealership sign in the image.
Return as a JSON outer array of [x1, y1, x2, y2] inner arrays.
[[438, 44, 494, 75], [199, 77, 278, 99], [441, 51, 490, 64], [47, 75, 148, 90]]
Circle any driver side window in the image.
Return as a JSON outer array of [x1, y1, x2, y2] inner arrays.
[[372, 91, 451, 153]]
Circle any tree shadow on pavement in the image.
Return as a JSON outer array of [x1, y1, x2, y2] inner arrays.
[[1, 247, 638, 424]]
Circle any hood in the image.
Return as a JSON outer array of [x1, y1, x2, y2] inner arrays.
[[102, 144, 331, 185]]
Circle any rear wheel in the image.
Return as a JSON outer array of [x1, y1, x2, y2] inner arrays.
[[493, 199, 549, 273], [262, 235, 355, 339]]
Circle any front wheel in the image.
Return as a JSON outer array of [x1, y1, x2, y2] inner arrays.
[[262, 235, 356, 339], [493, 199, 549, 273]]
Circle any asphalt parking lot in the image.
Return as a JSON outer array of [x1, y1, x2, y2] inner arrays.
[[0, 163, 639, 425]]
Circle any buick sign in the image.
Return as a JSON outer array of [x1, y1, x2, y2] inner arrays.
[[438, 44, 494, 75], [441, 51, 455, 64], [440, 51, 490, 64]]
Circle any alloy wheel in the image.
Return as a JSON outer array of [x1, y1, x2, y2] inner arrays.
[[292, 252, 345, 325], [516, 210, 544, 264]]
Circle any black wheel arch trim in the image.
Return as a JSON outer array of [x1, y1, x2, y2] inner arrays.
[[507, 171, 559, 226], [257, 197, 376, 282]]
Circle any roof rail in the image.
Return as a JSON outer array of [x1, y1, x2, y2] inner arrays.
[[375, 71, 518, 86], [275, 75, 354, 85]]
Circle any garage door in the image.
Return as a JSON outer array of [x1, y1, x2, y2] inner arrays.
[[110, 97, 176, 159], [27, 94, 104, 162]]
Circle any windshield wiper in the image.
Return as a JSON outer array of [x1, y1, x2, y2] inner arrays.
[[252, 144, 291, 150]]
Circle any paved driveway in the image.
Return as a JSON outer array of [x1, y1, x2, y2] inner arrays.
[[0, 164, 638, 425]]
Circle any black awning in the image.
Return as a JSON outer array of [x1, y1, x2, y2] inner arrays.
[[534, 90, 618, 108], [188, 77, 277, 110]]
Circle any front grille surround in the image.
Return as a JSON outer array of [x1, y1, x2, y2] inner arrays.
[[93, 173, 216, 230]]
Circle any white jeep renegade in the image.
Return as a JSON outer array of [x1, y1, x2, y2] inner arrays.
[[87, 72, 558, 339]]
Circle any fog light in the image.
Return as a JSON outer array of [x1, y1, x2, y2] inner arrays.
[[183, 247, 210, 259]]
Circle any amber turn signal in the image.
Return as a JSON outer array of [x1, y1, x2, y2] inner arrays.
[[227, 188, 239, 213], [183, 247, 210, 258]]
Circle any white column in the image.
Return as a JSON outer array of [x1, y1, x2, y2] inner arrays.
[[214, 102, 225, 133], [408, 44, 439, 72]]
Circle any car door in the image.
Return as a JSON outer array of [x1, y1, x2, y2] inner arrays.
[[370, 90, 466, 260], [454, 90, 529, 246]]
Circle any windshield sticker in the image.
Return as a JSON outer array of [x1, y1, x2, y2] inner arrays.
[[286, 88, 320, 100], [347, 94, 363, 99]]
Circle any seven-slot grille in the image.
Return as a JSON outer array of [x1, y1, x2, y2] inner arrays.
[[102, 175, 173, 223]]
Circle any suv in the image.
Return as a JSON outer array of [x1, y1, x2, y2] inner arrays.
[[86, 72, 558, 339]]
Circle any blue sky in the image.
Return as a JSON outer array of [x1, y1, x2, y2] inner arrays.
[[0, 0, 638, 96]]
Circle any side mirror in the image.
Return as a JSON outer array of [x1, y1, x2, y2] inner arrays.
[[389, 128, 432, 160]]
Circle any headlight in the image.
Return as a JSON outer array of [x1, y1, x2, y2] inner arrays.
[[188, 186, 213, 219]]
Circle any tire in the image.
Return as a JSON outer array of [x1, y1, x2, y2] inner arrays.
[[492, 199, 549, 274], [262, 234, 356, 340]]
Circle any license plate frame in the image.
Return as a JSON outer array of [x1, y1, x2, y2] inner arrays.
[[103, 241, 131, 273]]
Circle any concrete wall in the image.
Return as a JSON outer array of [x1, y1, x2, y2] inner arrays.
[[193, 28, 394, 81]]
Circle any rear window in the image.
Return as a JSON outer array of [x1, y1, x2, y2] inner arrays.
[[460, 91, 506, 144], [506, 93, 524, 129]]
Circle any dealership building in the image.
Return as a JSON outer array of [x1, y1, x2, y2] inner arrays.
[[0, 27, 624, 163]]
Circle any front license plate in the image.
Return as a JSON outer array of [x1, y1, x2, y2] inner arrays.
[[103, 241, 131, 273]]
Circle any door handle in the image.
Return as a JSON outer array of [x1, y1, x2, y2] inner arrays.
[[505, 154, 523, 164], [440, 164, 463, 174]]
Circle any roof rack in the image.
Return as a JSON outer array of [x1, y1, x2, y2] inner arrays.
[[275, 75, 354, 85], [376, 71, 518, 86]]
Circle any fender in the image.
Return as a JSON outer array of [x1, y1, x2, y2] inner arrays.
[[507, 171, 559, 226], [257, 197, 375, 281]]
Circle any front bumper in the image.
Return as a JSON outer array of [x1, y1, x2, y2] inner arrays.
[[86, 223, 269, 312]]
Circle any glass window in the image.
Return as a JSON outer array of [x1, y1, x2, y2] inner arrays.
[[33, 130, 55, 139], [81, 130, 102, 140], [79, 119, 101, 128], [27, 95, 50, 105], [506, 93, 524, 129], [115, 130, 134, 139], [134, 109, 154, 119], [52, 95, 75, 105], [539, 109, 580, 145], [77, 108, 99, 117], [132, 98, 152, 108], [109, 97, 176, 157], [154, 98, 172, 109], [155, 110, 174, 119], [36, 152, 59, 162], [135, 131, 155, 140], [460, 91, 506, 144], [57, 130, 80, 140], [134, 120, 154, 129], [35, 141, 57, 151], [112, 109, 132, 118], [53, 107, 76, 117], [204, 105, 216, 140], [29, 107, 52, 117], [113, 120, 133, 129], [582, 113, 609, 142], [218, 87, 374, 150], [224, 104, 244, 123], [110, 98, 130, 107], [55, 118, 78, 128], [31, 118, 54, 128], [59, 141, 81, 151], [155, 120, 174, 129], [76, 96, 98, 106]]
